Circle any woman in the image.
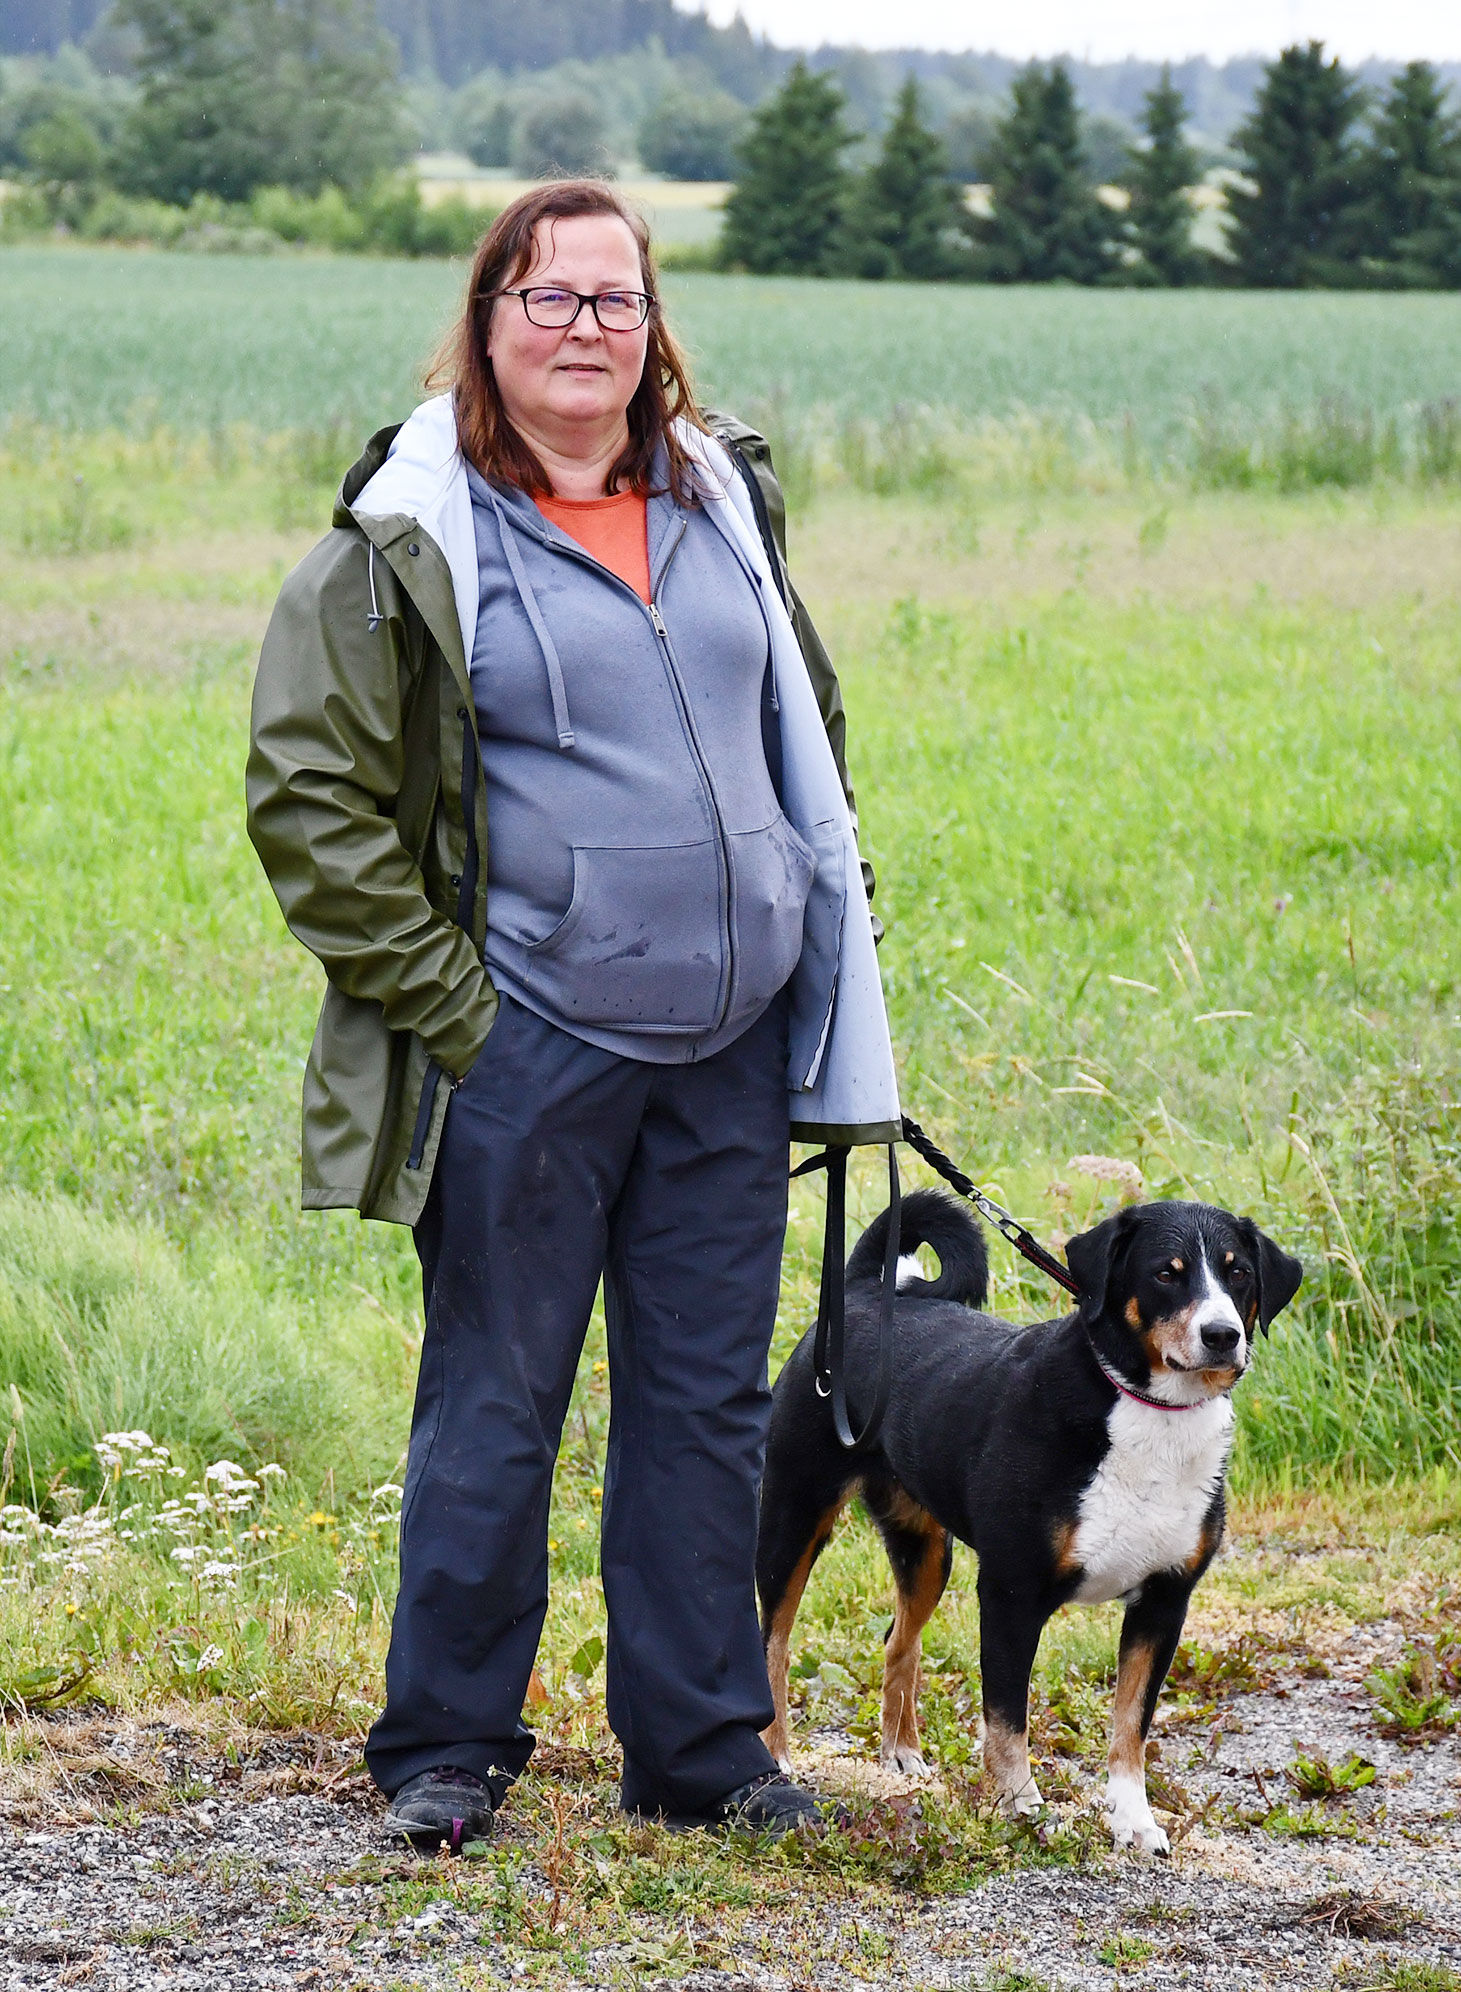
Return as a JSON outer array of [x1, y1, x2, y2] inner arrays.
[[247, 181, 899, 1846]]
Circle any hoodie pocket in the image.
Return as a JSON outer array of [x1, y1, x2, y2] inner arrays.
[[524, 840, 727, 1031], [724, 812, 817, 1020]]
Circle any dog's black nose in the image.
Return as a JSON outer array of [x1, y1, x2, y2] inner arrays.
[[1200, 1321, 1241, 1356]]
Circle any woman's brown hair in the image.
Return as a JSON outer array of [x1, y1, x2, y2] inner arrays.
[[427, 180, 708, 505]]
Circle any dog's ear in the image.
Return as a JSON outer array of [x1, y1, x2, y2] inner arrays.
[[1238, 1219, 1303, 1335], [1064, 1205, 1141, 1317]]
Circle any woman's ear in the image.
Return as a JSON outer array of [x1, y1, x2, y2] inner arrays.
[[1064, 1205, 1140, 1317], [1238, 1218, 1303, 1334]]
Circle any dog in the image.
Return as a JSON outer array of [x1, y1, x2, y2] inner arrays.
[[757, 1188, 1302, 1854]]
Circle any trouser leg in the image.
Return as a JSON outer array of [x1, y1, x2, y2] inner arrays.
[[365, 998, 646, 1798], [603, 998, 791, 1814]]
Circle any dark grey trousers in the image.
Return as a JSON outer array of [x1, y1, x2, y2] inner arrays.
[[364, 993, 789, 1813]]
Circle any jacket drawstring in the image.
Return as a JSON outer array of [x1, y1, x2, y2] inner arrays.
[[482, 486, 576, 752]]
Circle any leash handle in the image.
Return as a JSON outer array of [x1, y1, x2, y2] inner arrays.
[[794, 1143, 900, 1450], [899, 1115, 1081, 1298]]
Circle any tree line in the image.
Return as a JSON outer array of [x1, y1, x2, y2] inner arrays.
[[724, 45, 1461, 288]]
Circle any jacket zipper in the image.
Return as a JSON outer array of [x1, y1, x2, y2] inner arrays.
[[407, 703, 481, 1172]]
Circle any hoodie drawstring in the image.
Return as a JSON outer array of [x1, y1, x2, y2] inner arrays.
[[482, 486, 575, 752]]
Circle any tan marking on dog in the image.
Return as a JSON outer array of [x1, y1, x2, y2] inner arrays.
[[1141, 1302, 1199, 1373], [1124, 1295, 1142, 1330], [1109, 1635, 1161, 1781], [880, 1519, 949, 1771], [983, 1712, 1042, 1816], [761, 1493, 850, 1768], [1051, 1517, 1082, 1578], [1184, 1510, 1222, 1575]]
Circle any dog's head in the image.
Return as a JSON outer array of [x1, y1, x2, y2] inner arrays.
[[1065, 1201, 1302, 1403]]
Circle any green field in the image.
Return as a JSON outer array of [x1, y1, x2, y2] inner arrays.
[[2, 254, 1460, 1780], [4, 245, 1461, 441]]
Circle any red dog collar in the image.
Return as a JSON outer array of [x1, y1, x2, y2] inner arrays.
[[1085, 1334, 1214, 1413]]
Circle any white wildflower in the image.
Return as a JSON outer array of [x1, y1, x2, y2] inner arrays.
[[197, 1644, 225, 1670], [257, 1463, 287, 1481], [171, 1546, 200, 1564], [1068, 1155, 1144, 1196]]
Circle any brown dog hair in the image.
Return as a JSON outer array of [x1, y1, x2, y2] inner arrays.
[[426, 179, 708, 504]]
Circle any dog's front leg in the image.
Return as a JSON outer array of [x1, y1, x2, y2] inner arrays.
[[976, 1582, 1045, 1819], [1106, 1573, 1191, 1856]]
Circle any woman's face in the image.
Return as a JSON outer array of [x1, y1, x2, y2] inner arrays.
[[486, 214, 650, 448]]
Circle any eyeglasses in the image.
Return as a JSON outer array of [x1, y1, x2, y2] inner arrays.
[[488, 286, 655, 331]]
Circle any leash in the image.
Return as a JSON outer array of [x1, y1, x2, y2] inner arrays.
[[898, 1116, 1080, 1297], [790, 1142, 900, 1451]]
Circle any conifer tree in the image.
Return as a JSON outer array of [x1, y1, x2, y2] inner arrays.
[[1226, 41, 1366, 287], [1350, 62, 1461, 288], [720, 60, 854, 276], [974, 61, 1115, 284], [1124, 67, 1205, 285], [842, 76, 972, 279]]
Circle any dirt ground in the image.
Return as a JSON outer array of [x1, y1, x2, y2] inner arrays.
[[2, 1601, 1457, 1992]]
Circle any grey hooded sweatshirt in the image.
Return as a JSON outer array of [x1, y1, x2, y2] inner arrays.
[[465, 463, 815, 1062]]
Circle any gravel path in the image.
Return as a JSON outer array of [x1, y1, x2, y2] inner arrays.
[[3, 1620, 1457, 1991]]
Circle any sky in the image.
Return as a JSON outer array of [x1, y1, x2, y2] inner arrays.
[[700, 2, 1461, 63]]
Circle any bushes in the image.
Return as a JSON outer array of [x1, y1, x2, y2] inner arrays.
[[1, 173, 487, 258]]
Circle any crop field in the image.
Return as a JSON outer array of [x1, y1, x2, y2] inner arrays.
[[1, 249, 1460, 1988], [5, 244, 1461, 443]]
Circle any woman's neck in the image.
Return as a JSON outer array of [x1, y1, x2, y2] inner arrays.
[[513, 414, 631, 501]]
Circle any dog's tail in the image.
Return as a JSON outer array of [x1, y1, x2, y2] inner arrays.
[[845, 1187, 988, 1308]]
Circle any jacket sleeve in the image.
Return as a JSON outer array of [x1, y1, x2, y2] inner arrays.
[[246, 530, 494, 1079], [701, 409, 880, 927]]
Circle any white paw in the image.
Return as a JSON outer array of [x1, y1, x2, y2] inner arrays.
[[880, 1742, 929, 1776], [1000, 1777, 1044, 1820], [1105, 1775, 1170, 1857], [772, 1749, 793, 1775]]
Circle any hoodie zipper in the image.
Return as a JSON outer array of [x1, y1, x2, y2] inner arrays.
[[511, 507, 740, 1040]]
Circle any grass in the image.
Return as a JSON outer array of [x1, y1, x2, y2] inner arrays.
[[4, 245, 1461, 442]]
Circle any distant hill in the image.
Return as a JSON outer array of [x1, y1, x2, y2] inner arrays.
[[5, 0, 1459, 147]]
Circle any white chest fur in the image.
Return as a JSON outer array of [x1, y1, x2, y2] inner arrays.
[[1072, 1396, 1233, 1604]]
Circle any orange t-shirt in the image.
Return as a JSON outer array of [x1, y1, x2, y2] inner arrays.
[[536, 489, 651, 604]]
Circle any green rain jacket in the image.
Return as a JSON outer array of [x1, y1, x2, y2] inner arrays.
[[247, 410, 891, 1228]]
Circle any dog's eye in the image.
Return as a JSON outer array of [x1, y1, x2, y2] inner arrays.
[[1229, 1265, 1250, 1284], [1154, 1267, 1177, 1284]]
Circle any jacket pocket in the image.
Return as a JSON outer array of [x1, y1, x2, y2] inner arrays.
[[724, 812, 817, 1020], [524, 840, 727, 1031]]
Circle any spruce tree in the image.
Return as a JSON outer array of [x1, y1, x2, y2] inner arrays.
[[843, 76, 972, 280], [974, 62, 1116, 284], [1350, 63, 1461, 288], [720, 60, 854, 276], [1124, 67, 1205, 285], [1226, 41, 1366, 287]]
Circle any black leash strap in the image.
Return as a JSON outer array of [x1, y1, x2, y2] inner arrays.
[[792, 1142, 900, 1450], [899, 1114, 1080, 1298]]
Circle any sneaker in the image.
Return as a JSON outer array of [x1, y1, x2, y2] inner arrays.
[[384, 1765, 499, 1852], [636, 1769, 842, 1838]]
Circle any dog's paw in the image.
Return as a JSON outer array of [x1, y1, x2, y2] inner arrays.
[[998, 1777, 1044, 1821], [880, 1741, 929, 1776], [1105, 1775, 1170, 1857]]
